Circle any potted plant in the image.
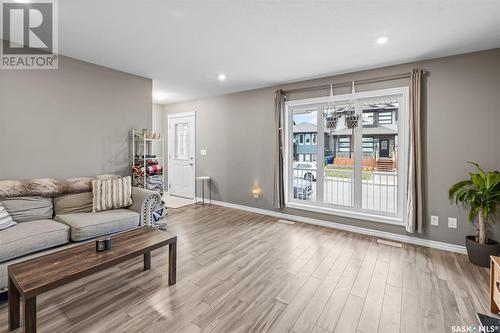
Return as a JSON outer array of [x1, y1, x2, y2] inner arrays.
[[449, 162, 500, 267]]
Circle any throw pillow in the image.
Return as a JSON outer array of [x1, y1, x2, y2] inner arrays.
[[92, 176, 133, 212], [0, 203, 16, 230]]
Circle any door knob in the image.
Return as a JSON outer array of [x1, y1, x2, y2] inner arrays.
[[189, 163, 193, 166]]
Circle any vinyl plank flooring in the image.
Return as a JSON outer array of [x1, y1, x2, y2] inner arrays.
[[436, 278, 463, 329], [178, 322, 201, 333], [316, 256, 364, 331], [415, 247, 446, 333], [312, 326, 331, 333], [401, 246, 423, 333], [350, 242, 380, 299], [268, 275, 322, 333], [356, 257, 390, 333], [334, 294, 364, 333], [378, 284, 402, 333], [290, 271, 342, 333], [0, 205, 491, 333]]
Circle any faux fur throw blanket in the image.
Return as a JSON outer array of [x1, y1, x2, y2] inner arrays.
[[0, 175, 120, 198]]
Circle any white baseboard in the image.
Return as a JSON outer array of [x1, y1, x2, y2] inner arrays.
[[206, 199, 467, 254]]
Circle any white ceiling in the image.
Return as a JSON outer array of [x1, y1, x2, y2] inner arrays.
[[59, 1, 500, 104]]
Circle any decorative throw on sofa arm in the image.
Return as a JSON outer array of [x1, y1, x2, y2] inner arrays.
[[152, 205, 168, 230], [128, 187, 165, 227]]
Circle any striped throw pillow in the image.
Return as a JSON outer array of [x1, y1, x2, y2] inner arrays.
[[92, 176, 133, 212], [0, 203, 16, 230]]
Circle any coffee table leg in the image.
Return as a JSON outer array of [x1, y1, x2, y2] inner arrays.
[[168, 241, 177, 286], [8, 277, 20, 331], [144, 251, 151, 271], [24, 296, 36, 333]]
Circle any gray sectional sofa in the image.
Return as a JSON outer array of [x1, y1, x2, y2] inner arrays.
[[0, 178, 163, 293]]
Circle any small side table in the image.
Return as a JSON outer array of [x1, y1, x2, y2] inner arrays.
[[195, 176, 212, 206]]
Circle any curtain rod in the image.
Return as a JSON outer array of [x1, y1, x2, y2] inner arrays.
[[283, 71, 425, 95]]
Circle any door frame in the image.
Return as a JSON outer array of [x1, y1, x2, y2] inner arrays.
[[167, 111, 196, 198]]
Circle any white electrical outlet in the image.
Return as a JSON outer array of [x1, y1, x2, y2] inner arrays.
[[431, 215, 439, 226], [200, 149, 207, 156], [448, 217, 457, 229]]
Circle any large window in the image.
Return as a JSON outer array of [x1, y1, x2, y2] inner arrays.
[[285, 87, 409, 225], [378, 111, 393, 125], [362, 112, 374, 126], [338, 137, 351, 153], [362, 137, 374, 153]]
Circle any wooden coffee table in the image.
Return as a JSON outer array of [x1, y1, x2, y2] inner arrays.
[[8, 227, 177, 333]]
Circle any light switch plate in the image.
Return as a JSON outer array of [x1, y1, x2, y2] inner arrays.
[[200, 149, 207, 156], [431, 215, 439, 226], [448, 217, 457, 229]]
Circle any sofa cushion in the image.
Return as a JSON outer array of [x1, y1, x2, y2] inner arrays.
[[55, 209, 139, 241], [0, 196, 53, 223], [0, 220, 70, 262], [54, 192, 93, 215]]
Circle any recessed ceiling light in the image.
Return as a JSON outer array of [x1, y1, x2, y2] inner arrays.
[[217, 73, 227, 81], [376, 36, 389, 45], [153, 92, 168, 101]]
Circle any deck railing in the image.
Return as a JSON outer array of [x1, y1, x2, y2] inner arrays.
[[292, 166, 397, 213], [324, 169, 354, 207], [361, 171, 397, 213]]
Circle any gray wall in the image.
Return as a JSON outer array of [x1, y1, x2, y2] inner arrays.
[[164, 48, 500, 246], [0, 55, 152, 180], [152, 103, 167, 189]]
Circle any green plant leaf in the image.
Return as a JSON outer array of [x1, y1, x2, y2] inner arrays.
[[470, 173, 485, 190], [468, 161, 486, 176], [449, 163, 500, 230], [449, 180, 473, 199]]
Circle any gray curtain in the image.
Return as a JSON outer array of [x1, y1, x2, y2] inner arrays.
[[406, 69, 424, 233], [273, 89, 286, 209]]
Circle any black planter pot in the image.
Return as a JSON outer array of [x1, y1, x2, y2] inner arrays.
[[465, 236, 500, 268]]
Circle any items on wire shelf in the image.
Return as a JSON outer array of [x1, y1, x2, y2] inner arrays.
[[131, 129, 165, 196], [146, 175, 164, 192], [133, 175, 164, 192], [147, 164, 163, 175], [132, 160, 163, 176], [132, 158, 164, 194]]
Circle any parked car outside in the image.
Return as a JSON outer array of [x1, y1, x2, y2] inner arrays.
[[292, 162, 317, 182]]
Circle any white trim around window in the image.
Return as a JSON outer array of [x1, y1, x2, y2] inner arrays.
[[284, 86, 409, 227], [167, 111, 196, 118]]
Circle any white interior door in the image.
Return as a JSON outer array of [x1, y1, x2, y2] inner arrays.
[[168, 113, 195, 198]]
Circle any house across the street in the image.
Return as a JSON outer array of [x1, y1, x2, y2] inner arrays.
[[292, 102, 398, 171]]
